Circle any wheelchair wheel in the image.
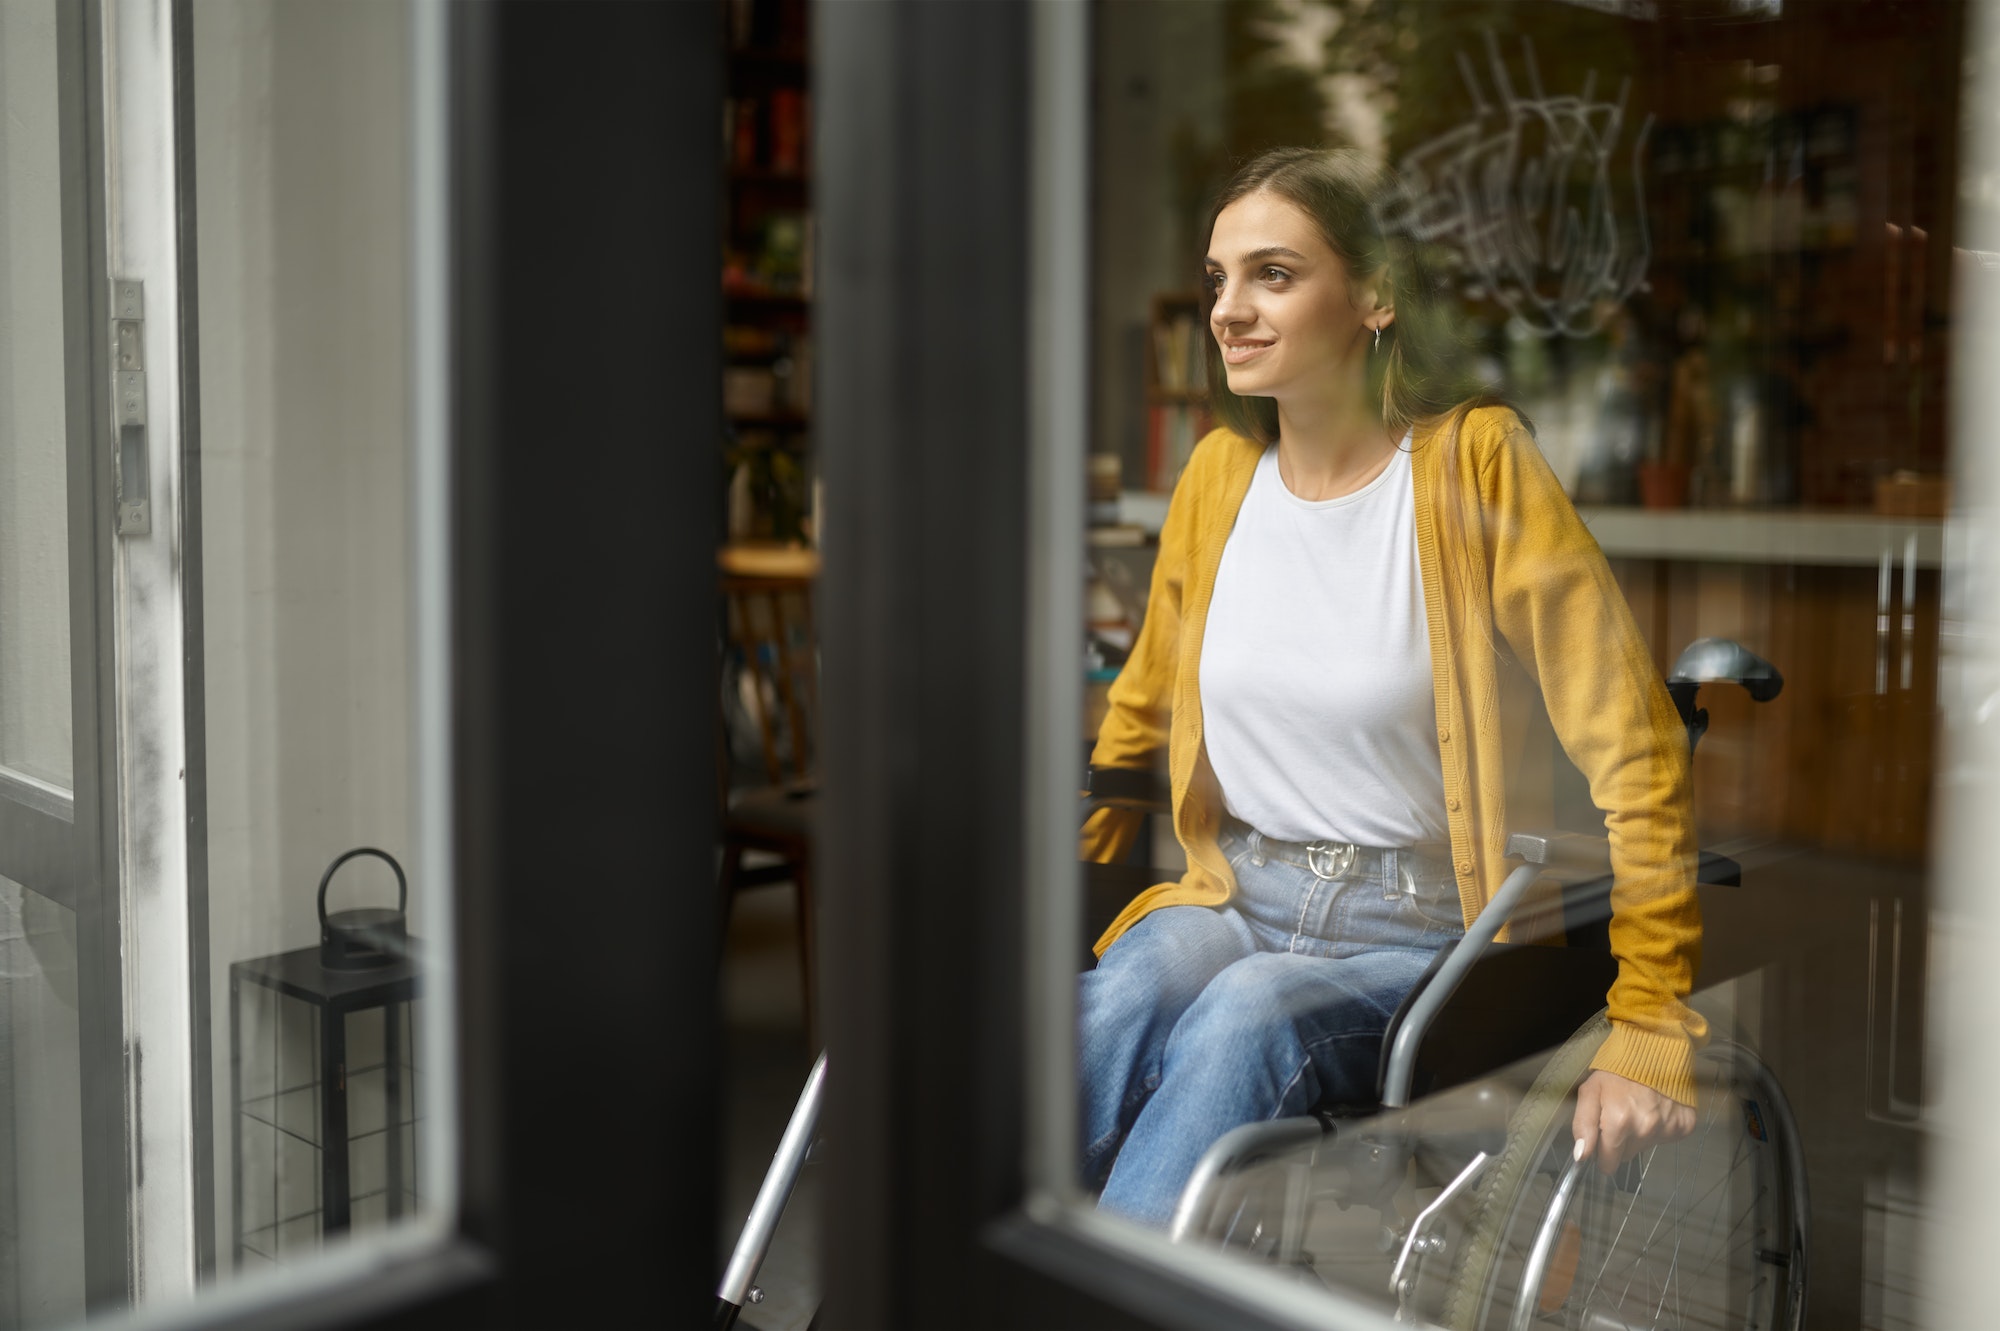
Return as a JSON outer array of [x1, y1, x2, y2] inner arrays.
[[1442, 1012, 1807, 1331], [1196, 1154, 1320, 1271]]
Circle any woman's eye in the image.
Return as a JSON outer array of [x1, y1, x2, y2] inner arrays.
[[1205, 271, 1225, 293], [1261, 266, 1289, 282]]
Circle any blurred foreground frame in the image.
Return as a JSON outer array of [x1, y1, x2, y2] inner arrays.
[[176, 2, 723, 1326]]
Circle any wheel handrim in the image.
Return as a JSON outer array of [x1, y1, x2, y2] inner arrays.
[[1495, 1048, 1805, 1331]]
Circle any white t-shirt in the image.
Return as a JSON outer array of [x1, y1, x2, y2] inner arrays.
[[1198, 440, 1448, 847]]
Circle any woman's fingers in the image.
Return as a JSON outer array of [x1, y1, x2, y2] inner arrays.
[[1573, 1070, 1691, 1175], [1594, 1088, 1635, 1175], [1570, 1074, 1601, 1166], [1665, 1100, 1697, 1141]]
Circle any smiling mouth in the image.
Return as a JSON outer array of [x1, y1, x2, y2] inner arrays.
[[1223, 341, 1273, 365]]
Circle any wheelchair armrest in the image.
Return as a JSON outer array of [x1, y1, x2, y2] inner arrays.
[[1080, 765, 1171, 822], [1504, 829, 1744, 890], [1505, 829, 1613, 880]]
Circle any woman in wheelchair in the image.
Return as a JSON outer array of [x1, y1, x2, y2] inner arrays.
[[1078, 146, 1703, 1229]]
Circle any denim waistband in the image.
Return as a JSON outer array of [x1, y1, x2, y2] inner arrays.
[[1218, 814, 1454, 884], [1215, 817, 1464, 953]]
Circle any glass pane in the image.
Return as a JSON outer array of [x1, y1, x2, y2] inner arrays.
[[1, 0, 455, 1319], [0, 875, 83, 1329], [1051, 2, 1977, 1325], [190, 0, 453, 1299], [717, 2, 822, 1327], [0, 0, 74, 794]]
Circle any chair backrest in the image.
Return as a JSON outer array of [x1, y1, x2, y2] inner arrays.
[[721, 572, 818, 789]]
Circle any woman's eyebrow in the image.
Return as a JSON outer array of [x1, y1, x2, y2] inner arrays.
[[1204, 245, 1310, 268]]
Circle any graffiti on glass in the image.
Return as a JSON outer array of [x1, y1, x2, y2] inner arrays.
[[1392, 32, 1654, 339]]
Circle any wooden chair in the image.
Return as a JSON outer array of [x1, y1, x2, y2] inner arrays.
[[717, 546, 821, 1041]]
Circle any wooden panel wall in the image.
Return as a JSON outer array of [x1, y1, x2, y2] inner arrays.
[[1608, 558, 1939, 862]]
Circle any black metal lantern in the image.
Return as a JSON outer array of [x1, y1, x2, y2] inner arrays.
[[230, 849, 422, 1269]]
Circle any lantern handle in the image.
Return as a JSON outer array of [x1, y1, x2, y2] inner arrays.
[[317, 847, 408, 925]]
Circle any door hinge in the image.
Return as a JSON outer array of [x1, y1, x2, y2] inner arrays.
[[112, 278, 150, 536]]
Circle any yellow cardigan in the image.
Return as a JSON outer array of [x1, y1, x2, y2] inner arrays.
[[1083, 406, 1705, 1106]]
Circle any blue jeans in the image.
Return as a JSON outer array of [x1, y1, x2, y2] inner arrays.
[[1078, 823, 1465, 1227]]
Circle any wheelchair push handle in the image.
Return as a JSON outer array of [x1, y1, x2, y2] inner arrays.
[[1665, 636, 1784, 755], [1668, 636, 1784, 699], [1079, 764, 1172, 824]]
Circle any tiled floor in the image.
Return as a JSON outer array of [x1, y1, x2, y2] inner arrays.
[[718, 880, 819, 1331]]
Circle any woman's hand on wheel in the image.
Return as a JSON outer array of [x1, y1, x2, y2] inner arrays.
[[1570, 1069, 1695, 1175]]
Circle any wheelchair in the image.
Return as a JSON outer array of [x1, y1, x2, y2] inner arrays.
[[718, 638, 1806, 1331], [1082, 636, 1807, 1329]]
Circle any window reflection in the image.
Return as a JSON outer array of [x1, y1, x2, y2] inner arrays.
[[194, 0, 447, 1284], [0, 875, 81, 1324], [0, 0, 73, 799], [1074, 3, 1965, 1324]]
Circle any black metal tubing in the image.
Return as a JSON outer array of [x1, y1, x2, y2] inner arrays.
[[385, 1000, 404, 1222], [1082, 764, 1172, 811], [321, 1004, 352, 1234]]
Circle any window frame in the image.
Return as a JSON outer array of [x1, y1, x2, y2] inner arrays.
[[812, 4, 1394, 1328], [131, 2, 727, 1326]]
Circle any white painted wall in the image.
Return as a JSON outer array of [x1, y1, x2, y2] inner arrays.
[[0, 2, 87, 1321], [192, 0, 415, 1268]]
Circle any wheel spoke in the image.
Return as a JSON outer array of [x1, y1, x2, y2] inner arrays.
[[1580, 1145, 1658, 1309], [1463, 1039, 1799, 1331], [1686, 1116, 1756, 1276], [1652, 1233, 1683, 1324], [1596, 1152, 1741, 1310], [1582, 1075, 1746, 1317], [1686, 1191, 1767, 1286], [1586, 1092, 1727, 1311]]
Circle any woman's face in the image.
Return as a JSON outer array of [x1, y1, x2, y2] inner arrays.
[[1204, 190, 1389, 403]]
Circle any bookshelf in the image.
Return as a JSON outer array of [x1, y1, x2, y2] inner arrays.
[[721, 0, 814, 544], [1141, 291, 1214, 494]]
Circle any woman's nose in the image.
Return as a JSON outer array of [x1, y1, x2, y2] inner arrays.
[[1211, 284, 1249, 332]]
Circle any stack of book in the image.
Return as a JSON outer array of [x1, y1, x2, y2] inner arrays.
[[1151, 310, 1207, 397], [1142, 296, 1213, 493]]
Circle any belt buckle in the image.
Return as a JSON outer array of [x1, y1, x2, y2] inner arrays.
[[1305, 840, 1356, 881]]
